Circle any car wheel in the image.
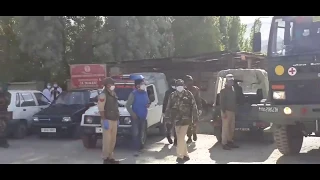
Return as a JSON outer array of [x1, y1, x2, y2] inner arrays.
[[82, 135, 97, 149], [38, 133, 48, 139], [72, 124, 81, 139], [13, 121, 28, 139]]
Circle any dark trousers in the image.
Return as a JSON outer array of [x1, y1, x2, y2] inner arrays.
[[166, 123, 177, 140], [131, 118, 146, 150], [187, 124, 196, 138]]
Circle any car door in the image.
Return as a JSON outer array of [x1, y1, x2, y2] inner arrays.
[[146, 84, 162, 127], [19, 92, 39, 125], [33, 92, 51, 112]]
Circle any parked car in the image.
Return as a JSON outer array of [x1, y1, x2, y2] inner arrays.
[[7, 90, 50, 139], [32, 89, 99, 138]]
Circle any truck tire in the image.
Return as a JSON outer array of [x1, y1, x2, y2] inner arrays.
[[274, 125, 303, 155], [82, 135, 97, 149], [214, 126, 222, 143]]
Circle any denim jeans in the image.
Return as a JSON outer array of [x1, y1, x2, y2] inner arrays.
[[131, 118, 146, 150]]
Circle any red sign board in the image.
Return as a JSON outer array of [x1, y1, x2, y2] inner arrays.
[[70, 64, 107, 89]]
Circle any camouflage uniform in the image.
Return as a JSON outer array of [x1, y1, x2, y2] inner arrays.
[[164, 79, 198, 162], [0, 84, 10, 148], [184, 75, 202, 143]]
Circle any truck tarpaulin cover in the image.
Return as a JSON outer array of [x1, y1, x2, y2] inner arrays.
[[70, 64, 107, 89]]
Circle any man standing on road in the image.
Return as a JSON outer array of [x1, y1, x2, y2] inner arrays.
[[220, 74, 239, 150], [125, 78, 150, 157], [163, 79, 177, 145], [0, 84, 10, 148], [184, 75, 202, 144], [164, 79, 199, 163], [98, 77, 120, 164]]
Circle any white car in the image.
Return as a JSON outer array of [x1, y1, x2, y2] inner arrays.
[[7, 90, 50, 139], [80, 73, 168, 149]]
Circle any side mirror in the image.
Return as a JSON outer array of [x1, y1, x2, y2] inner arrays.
[[253, 32, 262, 52]]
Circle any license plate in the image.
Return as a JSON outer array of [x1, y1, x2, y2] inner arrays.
[[258, 107, 279, 113], [95, 127, 103, 133], [235, 128, 250, 131], [41, 128, 56, 133]]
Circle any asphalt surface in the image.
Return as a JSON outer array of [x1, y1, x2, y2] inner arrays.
[[2, 133, 320, 164]]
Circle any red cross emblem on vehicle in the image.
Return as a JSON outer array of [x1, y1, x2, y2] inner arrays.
[[288, 67, 297, 76]]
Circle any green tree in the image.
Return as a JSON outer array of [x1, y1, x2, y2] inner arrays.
[[172, 16, 221, 56]]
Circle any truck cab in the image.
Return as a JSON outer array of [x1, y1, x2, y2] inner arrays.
[[80, 73, 168, 149], [253, 16, 320, 155]]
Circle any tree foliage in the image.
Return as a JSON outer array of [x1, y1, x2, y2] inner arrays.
[[0, 16, 254, 82]]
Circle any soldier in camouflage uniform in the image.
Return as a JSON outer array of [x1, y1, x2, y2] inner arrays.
[[0, 83, 10, 148], [184, 75, 202, 144], [164, 79, 199, 163]]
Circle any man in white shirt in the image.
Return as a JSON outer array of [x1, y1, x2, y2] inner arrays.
[[42, 83, 52, 102]]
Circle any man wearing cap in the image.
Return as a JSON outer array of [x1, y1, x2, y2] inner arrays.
[[184, 75, 202, 144], [220, 74, 239, 150], [163, 79, 177, 145], [98, 77, 120, 164], [164, 79, 198, 163], [126, 78, 150, 156]]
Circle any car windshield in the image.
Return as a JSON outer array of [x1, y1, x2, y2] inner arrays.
[[53, 91, 90, 105], [270, 16, 320, 57], [114, 84, 134, 100]]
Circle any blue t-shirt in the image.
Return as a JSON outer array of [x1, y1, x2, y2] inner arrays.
[[132, 90, 149, 120]]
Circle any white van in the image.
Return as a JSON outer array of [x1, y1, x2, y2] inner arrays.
[[80, 73, 168, 149]]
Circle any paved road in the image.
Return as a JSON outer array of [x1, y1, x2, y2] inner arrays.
[[2, 133, 320, 164]]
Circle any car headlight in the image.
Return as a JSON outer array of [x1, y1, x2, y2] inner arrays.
[[62, 117, 71, 122], [284, 107, 292, 115], [273, 91, 286, 100], [33, 117, 39, 122], [85, 116, 93, 124], [123, 117, 131, 125]]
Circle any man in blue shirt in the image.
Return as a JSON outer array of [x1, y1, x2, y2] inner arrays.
[[125, 78, 150, 156]]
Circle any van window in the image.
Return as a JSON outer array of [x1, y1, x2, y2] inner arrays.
[[20, 92, 36, 107], [147, 85, 156, 102]]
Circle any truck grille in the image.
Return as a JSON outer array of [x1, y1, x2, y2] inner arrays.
[[273, 80, 320, 105], [83, 115, 130, 125]]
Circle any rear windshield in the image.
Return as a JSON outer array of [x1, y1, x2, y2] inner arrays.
[[115, 85, 134, 100]]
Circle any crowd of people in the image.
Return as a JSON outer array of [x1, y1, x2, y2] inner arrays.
[[98, 74, 240, 164]]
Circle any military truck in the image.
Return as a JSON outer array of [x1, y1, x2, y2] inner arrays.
[[211, 69, 273, 142], [253, 16, 320, 155]]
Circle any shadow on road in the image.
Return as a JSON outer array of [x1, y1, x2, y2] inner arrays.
[[209, 139, 275, 164], [276, 148, 320, 164]]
